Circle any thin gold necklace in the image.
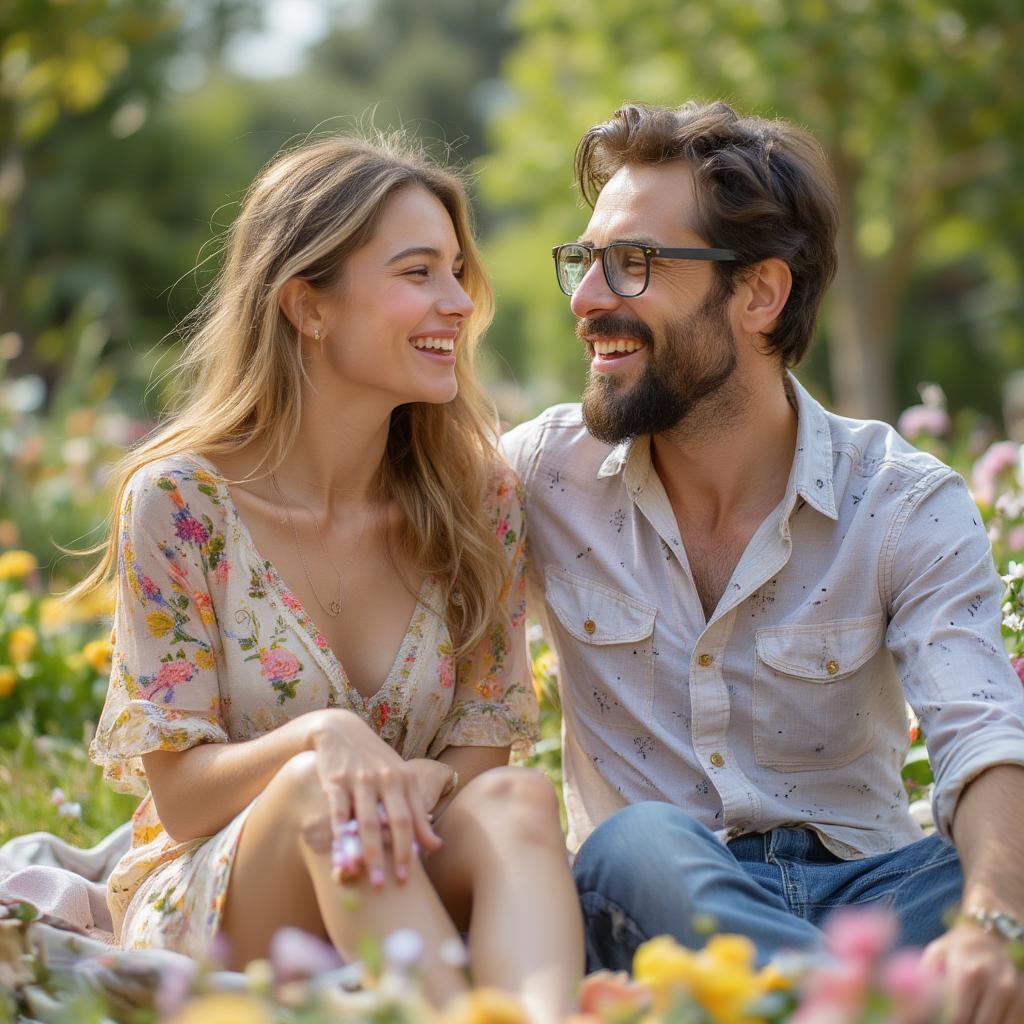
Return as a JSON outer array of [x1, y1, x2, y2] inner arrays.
[[270, 471, 349, 617]]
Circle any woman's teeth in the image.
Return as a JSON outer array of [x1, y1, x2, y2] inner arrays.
[[411, 337, 454, 352], [593, 339, 645, 355]]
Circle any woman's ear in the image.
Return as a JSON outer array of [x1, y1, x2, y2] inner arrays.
[[736, 258, 792, 339], [278, 277, 321, 339]]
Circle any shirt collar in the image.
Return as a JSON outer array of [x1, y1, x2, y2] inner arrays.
[[594, 372, 838, 521]]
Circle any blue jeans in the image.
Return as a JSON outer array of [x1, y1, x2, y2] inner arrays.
[[573, 802, 963, 971]]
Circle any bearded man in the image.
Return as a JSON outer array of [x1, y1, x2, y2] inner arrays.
[[501, 101, 1024, 1024]]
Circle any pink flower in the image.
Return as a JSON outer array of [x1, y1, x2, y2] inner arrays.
[[824, 906, 898, 964], [155, 661, 195, 689], [282, 592, 302, 612], [880, 948, 938, 1002], [140, 575, 160, 601], [971, 441, 1021, 506], [173, 511, 210, 545], [259, 648, 300, 682], [270, 927, 343, 984], [215, 560, 229, 583], [1012, 657, 1024, 688], [315, 633, 329, 650], [438, 655, 455, 689], [496, 517, 510, 539], [897, 405, 950, 441]]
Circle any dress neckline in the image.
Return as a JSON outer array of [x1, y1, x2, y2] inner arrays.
[[178, 452, 436, 715]]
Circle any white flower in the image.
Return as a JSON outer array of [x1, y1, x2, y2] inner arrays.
[[56, 801, 81, 820], [439, 937, 469, 968], [49, 787, 66, 806], [383, 928, 425, 970]]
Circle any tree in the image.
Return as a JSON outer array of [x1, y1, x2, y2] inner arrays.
[[482, 0, 1024, 421]]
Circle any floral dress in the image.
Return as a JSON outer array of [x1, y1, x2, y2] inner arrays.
[[89, 454, 537, 955]]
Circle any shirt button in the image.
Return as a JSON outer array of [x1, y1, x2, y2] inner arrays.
[[826, 659, 840, 676], [698, 653, 713, 667], [710, 752, 725, 768], [583, 618, 597, 635]]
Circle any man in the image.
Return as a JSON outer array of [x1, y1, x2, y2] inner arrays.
[[501, 101, 1024, 1023]]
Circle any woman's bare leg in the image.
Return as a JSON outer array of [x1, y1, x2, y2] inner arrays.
[[220, 751, 468, 1007], [425, 766, 584, 1024]]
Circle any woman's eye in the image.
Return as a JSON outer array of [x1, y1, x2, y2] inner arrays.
[[404, 267, 430, 277], [453, 266, 466, 279]]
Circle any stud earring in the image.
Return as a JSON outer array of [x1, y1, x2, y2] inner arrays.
[[313, 328, 321, 342]]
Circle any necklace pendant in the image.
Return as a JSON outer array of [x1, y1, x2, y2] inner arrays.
[[328, 599, 342, 616]]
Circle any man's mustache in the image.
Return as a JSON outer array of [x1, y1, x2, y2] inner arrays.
[[576, 314, 654, 347]]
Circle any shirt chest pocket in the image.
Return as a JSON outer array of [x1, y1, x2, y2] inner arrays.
[[753, 614, 884, 771], [544, 566, 657, 730]]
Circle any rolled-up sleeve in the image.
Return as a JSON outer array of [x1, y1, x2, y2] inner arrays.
[[885, 468, 1024, 840]]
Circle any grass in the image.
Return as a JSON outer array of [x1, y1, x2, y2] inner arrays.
[[0, 719, 138, 848]]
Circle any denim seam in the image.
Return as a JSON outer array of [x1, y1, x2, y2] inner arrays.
[[805, 848, 962, 910], [578, 889, 649, 946]]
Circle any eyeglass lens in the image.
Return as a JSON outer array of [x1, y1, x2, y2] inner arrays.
[[556, 244, 648, 297]]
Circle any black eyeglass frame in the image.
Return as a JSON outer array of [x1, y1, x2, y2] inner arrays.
[[551, 242, 740, 298]]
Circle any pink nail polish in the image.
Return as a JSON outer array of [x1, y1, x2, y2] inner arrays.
[[370, 866, 385, 888]]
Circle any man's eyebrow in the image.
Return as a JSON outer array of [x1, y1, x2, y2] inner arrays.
[[386, 246, 464, 264], [575, 236, 662, 248]]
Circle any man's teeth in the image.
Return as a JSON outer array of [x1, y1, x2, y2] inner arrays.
[[593, 339, 645, 355], [411, 337, 454, 352]]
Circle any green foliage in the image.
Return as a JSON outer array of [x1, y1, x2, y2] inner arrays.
[[482, 0, 1024, 421], [0, 721, 137, 847], [0, 569, 112, 741]]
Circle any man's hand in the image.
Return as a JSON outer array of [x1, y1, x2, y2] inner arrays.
[[922, 919, 1024, 1024]]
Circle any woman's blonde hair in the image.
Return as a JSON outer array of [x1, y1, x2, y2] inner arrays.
[[76, 133, 508, 660]]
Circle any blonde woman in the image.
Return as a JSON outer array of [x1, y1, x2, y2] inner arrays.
[[81, 135, 583, 1022]]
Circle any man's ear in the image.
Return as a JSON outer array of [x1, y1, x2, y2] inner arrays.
[[278, 277, 322, 338], [736, 258, 792, 339]]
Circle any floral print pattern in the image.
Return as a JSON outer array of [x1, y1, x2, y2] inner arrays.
[[90, 454, 536, 956]]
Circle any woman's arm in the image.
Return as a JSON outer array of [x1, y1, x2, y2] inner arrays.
[[143, 706, 442, 887], [142, 708, 330, 843]]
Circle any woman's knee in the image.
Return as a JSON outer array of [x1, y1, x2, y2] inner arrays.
[[456, 766, 562, 841], [262, 751, 331, 831]]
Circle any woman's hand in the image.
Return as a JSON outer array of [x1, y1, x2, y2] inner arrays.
[[309, 709, 442, 886], [407, 758, 458, 814]]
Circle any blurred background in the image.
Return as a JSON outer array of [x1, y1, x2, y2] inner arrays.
[[1, 0, 1022, 844]]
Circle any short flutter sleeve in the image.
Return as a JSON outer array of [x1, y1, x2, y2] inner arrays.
[[427, 466, 539, 759], [90, 461, 229, 794]]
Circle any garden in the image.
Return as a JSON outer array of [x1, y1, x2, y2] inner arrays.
[[3, 0, 1024, 1020]]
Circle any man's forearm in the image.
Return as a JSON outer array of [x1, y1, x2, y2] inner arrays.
[[952, 763, 1024, 918]]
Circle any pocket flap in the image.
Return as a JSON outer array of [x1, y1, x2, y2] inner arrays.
[[545, 566, 656, 644], [755, 614, 883, 680]]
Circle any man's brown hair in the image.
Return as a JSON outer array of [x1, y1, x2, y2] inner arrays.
[[575, 100, 839, 366]]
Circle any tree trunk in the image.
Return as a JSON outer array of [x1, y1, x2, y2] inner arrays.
[[827, 155, 896, 423]]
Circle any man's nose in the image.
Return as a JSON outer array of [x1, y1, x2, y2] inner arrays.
[[569, 258, 621, 319]]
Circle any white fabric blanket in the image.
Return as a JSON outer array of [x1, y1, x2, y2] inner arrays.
[[0, 825, 248, 1014]]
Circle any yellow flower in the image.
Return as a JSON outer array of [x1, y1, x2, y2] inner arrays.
[[0, 550, 37, 580], [442, 989, 530, 1024], [704, 934, 757, 971], [195, 648, 216, 671], [83, 638, 113, 674], [167, 993, 273, 1024], [0, 666, 16, 698], [633, 936, 699, 1010], [757, 964, 794, 993], [7, 626, 37, 664], [146, 610, 175, 637]]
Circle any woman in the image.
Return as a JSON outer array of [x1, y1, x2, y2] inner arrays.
[[81, 134, 583, 1022]]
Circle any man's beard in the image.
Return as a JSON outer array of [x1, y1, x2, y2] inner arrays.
[[579, 290, 740, 445]]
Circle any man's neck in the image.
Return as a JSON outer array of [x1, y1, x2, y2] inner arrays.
[[651, 372, 799, 535]]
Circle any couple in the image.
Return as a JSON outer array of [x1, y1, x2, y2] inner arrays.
[[82, 101, 1024, 1024]]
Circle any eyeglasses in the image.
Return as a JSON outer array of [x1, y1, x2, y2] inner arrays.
[[551, 242, 740, 298]]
